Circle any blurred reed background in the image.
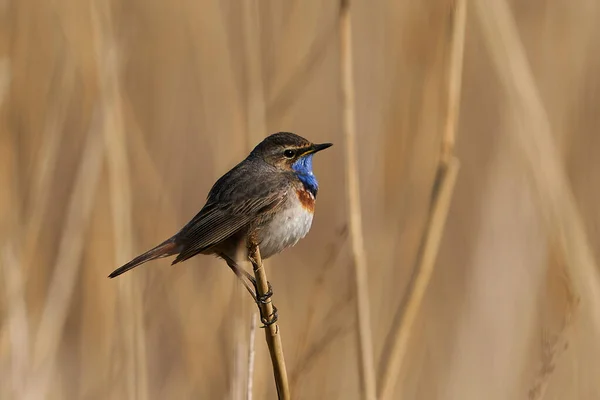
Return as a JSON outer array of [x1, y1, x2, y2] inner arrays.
[[1, 0, 600, 399]]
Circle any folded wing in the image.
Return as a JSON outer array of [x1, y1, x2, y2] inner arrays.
[[172, 188, 286, 264]]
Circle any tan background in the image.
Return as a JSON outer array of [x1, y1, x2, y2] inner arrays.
[[1, 0, 599, 399]]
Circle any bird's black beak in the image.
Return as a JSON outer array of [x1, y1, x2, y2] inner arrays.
[[307, 142, 333, 154]]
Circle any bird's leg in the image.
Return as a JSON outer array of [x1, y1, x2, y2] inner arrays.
[[221, 254, 258, 302], [246, 240, 278, 327], [224, 256, 277, 326], [251, 279, 276, 327], [246, 240, 274, 305]]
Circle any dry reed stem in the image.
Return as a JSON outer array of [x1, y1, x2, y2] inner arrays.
[[474, 0, 600, 390], [339, 1, 377, 399], [379, 1, 467, 398], [246, 312, 258, 400], [248, 244, 290, 400], [232, 297, 250, 400], [1, 242, 30, 398], [26, 113, 105, 400], [441, 0, 467, 162], [379, 159, 460, 399], [90, 0, 149, 398], [0, 58, 13, 242]]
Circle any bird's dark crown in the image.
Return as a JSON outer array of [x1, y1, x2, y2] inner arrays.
[[251, 132, 312, 154]]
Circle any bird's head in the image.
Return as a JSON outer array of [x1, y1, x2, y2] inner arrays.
[[251, 132, 332, 173], [251, 132, 332, 194]]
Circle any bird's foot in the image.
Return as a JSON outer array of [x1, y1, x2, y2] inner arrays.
[[256, 281, 273, 305], [259, 306, 278, 328]]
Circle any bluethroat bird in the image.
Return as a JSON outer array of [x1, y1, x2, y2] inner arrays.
[[108, 132, 332, 320]]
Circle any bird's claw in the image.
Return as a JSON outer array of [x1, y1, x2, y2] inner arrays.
[[259, 306, 278, 328], [256, 281, 273, 304]]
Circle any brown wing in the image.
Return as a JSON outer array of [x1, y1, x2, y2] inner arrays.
[[172, 189, 286, 264]]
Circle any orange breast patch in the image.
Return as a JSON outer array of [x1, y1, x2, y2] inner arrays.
[[296, 189, 315, 212]]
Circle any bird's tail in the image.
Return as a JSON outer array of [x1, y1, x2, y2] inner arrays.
[[108, 238, 179, 278]]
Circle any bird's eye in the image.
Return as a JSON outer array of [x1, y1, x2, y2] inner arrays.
[[283, 149, 295, 158]]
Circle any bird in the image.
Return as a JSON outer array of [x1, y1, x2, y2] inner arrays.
[[108, 132, 332, 319]]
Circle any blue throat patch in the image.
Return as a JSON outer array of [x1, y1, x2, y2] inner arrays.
[[292, 154, 318, 196]]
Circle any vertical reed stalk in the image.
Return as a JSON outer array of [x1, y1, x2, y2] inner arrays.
[[339, 1, 377, 399], [246, 312, 258, 400], [441, 0, 467, 164], [231, 291, 251, 400], [380, 160, 460, 400], [248, 243, 290, 400], [379, 1, 466, 398]]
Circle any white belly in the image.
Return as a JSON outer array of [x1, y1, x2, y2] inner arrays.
[[258, 202, 314, 259]]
